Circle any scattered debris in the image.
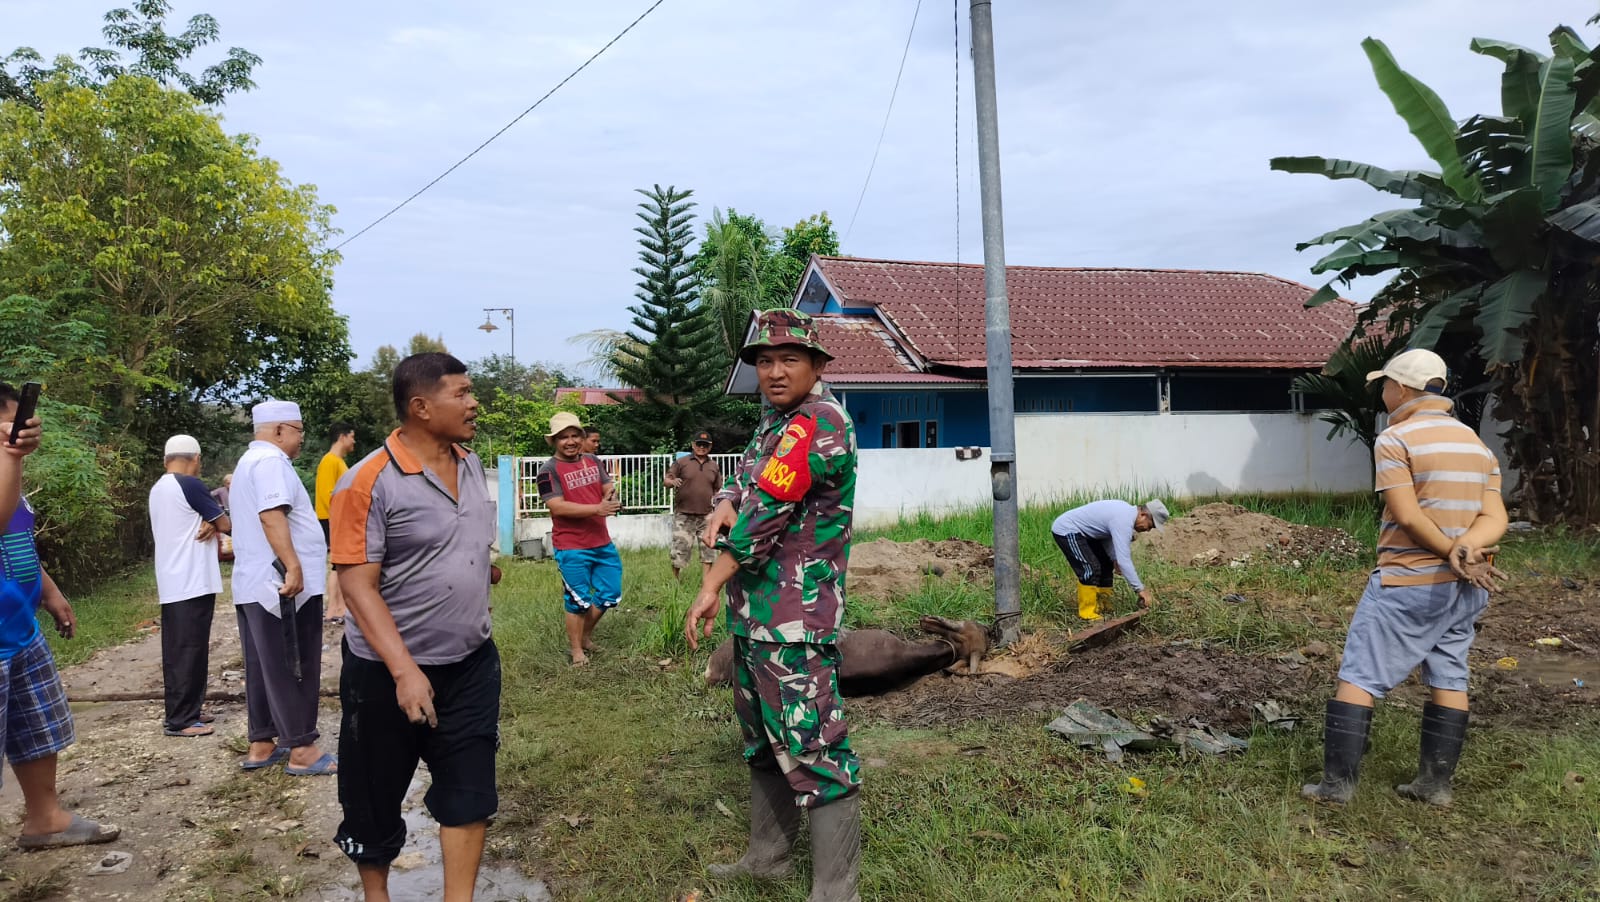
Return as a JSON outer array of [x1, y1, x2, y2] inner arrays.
[[1253, 700, 1298, 731], [1303, 640, 1332, 658], [1534, 637, 1564, 647], [1496, 657, 1519, 670], [391, 851, 427, 871], [1562, 577, 1582, 591], [87, 851, 133, 876], [1563, 771, 1587, 793], [1046, 699, 1248, 762], [713, 800, 734, 819], [1222, 593, 1249, 604]]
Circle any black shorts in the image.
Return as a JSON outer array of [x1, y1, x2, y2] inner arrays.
[[319, 518, 331, 544], [334, 638, 501, 865], [1053, 532, 1114, 588]]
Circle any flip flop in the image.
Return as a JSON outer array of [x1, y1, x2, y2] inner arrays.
[[163, 722, 214, 737], [240, 747, 290, 771], [285, 752, 337, 776], [198, 712, 216, 724], [17, 813, 120, 851]]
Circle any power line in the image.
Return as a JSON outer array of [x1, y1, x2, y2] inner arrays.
[[843, 0, 924, 244], [332, 0, 669, 253]]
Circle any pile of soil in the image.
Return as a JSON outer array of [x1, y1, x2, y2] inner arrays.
[[853, 638, 1329, 731], [1139, 503, 1365, 569], [849, 538, 998, 602]]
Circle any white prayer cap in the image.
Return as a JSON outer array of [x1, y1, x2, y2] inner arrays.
[[251, 399, 303, 427], [163, 435, 201, 456]]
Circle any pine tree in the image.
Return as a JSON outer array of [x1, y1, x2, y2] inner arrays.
[[612, 185, 724, 450]]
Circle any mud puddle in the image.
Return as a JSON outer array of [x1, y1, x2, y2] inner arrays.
[[324, 776, 549, 901]]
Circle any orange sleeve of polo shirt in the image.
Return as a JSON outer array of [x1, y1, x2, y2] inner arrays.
[[330, 453, 389, 566]]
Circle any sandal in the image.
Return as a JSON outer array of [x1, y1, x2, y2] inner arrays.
[[240, 747, 290, 771], [163, 722, 214, 737], [17, 813, 120, 851], [285, 752, 337, 776]]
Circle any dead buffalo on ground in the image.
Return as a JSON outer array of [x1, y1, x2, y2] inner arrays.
[[703, 616, 992, 696]]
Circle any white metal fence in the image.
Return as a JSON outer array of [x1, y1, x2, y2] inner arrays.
[[516, 454, 743, 516]]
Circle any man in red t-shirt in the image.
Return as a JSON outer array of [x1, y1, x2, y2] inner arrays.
[[536, 413, 622, 665]]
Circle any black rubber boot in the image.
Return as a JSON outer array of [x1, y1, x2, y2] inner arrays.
[[1301, 699, 1373, 803], [806, 792, 861, 902], [710, 768, 802, 879], [1396, 703, 1469, 806]]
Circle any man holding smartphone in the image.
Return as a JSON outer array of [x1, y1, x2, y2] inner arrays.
[[0, 382, 120, 850], [230, 400, 334, 776]]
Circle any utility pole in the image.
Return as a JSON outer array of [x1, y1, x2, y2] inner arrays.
[[969, 0, 1021, 645]]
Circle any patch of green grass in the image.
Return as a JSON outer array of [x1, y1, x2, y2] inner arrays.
[[0, 863, 69, 902], [45, 564, 160, 667]]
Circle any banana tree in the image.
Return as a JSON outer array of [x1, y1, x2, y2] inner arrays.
[[1271, 28, 1600, 523]]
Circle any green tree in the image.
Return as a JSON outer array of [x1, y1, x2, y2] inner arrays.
[[0, 75, 345, 426], [612, 185, 723, 449], [1, 0, 260, 108], [694, 209, 838, 361], [1271, 28, 1600, 523]]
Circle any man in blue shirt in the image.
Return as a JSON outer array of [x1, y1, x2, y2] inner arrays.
[[0, 382, 119, 850], [1050, 499, 1169, 621]]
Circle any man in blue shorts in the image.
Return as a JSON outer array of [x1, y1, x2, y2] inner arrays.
[[537, 413, 622, 666], [0, 383, 119, 850]]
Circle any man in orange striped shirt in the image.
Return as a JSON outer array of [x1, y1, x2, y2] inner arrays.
[[1303, 349, 1507, 807]]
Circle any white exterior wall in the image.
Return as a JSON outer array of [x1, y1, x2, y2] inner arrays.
[[854, 449, 994, 528], [514, 513, 671, 554], [1013, 412, 1372, 505]]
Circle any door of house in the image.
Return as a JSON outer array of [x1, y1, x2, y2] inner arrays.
[[897, 421, 921, 449]]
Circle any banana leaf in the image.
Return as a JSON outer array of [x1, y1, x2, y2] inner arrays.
[[1409, 284, 1484, 350], [1268, 156, 1452, 203], [1474, 269, 1546, 366], [1529, 56, 1577, 210], [1548, 197, 1600, 242], [1362, 37, 1481, 202]]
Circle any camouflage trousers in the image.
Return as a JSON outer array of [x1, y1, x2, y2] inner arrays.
[[671, 513, 716, 569], [733, 637, 860, 808]]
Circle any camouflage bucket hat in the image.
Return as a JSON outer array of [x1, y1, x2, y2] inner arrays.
[[738, 308, 834, 365]]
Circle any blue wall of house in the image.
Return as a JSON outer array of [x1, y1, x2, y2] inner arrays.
[[835, 389, 989, 449], [1014, 377, 1159, 414]]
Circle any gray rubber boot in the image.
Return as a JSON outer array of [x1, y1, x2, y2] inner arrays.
[[709, 768, 801, 879], [1301, 699, 1373, 803], [806, 792, 861, 902], [1396, 703, 1468, 806]]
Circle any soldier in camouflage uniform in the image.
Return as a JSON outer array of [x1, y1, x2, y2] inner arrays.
[[686, 308, 861, 902]]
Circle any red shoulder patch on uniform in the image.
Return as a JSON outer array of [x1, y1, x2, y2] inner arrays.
[[757, 415, 815, 502]]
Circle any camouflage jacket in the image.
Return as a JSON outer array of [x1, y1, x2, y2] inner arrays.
[[713, 383, 856, 644]]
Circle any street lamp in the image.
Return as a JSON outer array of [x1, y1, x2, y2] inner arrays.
[[477, 307, 515, 363]]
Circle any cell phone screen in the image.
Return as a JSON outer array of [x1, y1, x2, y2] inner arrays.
[[9, 382, 40, 445]]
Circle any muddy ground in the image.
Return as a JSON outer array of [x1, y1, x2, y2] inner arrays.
[[856, 578, 1600, 733], [0, 606, 547, 902], [1139, 502, 1366, 568]]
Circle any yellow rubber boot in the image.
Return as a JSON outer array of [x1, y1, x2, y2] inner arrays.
[[1076, 583, 1102, 621], [1097, 587, 1114, 615]]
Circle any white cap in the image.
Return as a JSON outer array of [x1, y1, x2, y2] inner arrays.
[[164, 435, 201, 456], [251, 399, 303, 427], [1143, 499, 1170, 531], [1366, 349, 1448, 392]]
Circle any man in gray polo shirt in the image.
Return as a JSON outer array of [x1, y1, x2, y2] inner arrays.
[[330, 353, 499, 901]]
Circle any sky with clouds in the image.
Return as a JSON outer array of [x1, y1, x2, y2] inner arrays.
[[8, 0, 1597, 380]]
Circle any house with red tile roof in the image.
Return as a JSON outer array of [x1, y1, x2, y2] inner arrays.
[[554, 387, 646, 406], [726, 256, 1358, 449]]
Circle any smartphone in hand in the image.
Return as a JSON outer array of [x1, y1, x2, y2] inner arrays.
[[8, 382, 40, 445]]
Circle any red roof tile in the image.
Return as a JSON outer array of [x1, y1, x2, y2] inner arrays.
[[554, 387, 644, 406], [812, 257, 1357, 369]]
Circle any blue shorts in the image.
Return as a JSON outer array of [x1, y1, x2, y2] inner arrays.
[[1337, 571, 1489, 697], [554, 544, 623, 615], [1, 631, 75, 774]]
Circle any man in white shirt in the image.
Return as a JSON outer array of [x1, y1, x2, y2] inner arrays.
[[230, 400, 335, 776], [148, 435, 231, 738]]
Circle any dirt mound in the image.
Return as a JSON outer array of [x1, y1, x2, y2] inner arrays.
[[1140, 503, 1365, 568], [854, 638, 1329, 731], [849, 538, 997, 602]]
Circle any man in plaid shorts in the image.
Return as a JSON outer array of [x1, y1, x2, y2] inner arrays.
[[0, 382, 119, 850]]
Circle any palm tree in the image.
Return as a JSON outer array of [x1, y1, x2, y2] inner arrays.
[[1272, 28, 1600, 522]]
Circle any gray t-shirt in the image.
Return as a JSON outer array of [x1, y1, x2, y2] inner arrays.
[[330, 432, 496, 666]]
